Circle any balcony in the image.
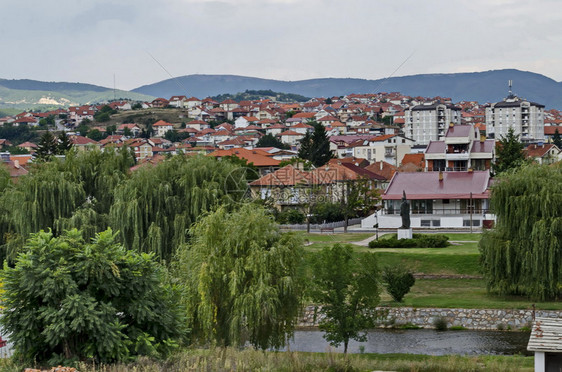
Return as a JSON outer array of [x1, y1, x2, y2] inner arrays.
[[445, 152, 470, 161]]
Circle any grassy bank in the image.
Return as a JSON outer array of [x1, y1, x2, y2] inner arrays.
[[1, 349, 533, 372], [301, 232, 562, 310]]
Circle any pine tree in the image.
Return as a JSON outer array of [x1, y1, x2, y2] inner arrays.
[[553, 128, 562, 149], [297, 131, 312, 159], [493, 127, 525, 174], [36, 131, 58, 160], [297, 121, 333, 167], [309, 121, 333, 167], [57, 131, 73, 154]]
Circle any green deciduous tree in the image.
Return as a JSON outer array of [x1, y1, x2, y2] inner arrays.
[[311, 244, 380, 353], [493, 127, 525, 174], [479, 164, 562, 300], [110, 155, 246, 261], [176, 204, 304, 350], [1, 228, 186, 365]]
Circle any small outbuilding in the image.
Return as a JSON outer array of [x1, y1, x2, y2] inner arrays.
[[527, 317, 562, 372]]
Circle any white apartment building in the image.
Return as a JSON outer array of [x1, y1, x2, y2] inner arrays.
[[404, 102, 462, 145], [485, 95, 545, 143]]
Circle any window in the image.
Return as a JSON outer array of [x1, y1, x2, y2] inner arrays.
[[421, 219, 431, 227]]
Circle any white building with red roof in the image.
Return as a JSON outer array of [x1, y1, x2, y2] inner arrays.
[[363, 170, 494, 229], [152, 120, 174, 137]]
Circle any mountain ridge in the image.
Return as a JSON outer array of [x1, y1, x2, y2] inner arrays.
[[132, 69, 562, 109]]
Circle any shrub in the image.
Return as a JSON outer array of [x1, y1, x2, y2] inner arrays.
[[369, 234, 450, 249], [449, 326, 467, 331], [382, 266, 416, 302], [277, 208, 306, 224], [310, 202, 345, 223], [416, 234, 450, 248], [1, 229, 186, 366], [433, 316, 448, 331]]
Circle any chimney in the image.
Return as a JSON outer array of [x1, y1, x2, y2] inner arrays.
[[380, 161, 383, 171], [439, 170, 443, 182], [14, 160, 19, 169]]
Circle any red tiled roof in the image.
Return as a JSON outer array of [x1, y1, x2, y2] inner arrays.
[[524, 143, 558, 158], [401, 153, 424, 167], [545, 126, 562, 135], [365, 161, 398, 181], [208, 148, 280, 167], [153, 120, 173, 127]]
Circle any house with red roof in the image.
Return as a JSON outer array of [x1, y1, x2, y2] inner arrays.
[[250, 163, 384, 210], [185, 120, 210, 131], [0, 139, 12, 149], [278, 130, 304, 146], [169, 95, 188, 108], [362, 170, 494, 229], [524, 143, 561, 165], [234, 116, 260, 129], [152, 120, 174, 137], [332, 134, 414, 165], [151, 98, 169, 108], [118, 123, 141, 136], [17, 141, 38, 153], [208, 148, 281, 175], [70, 136, 100, 151]]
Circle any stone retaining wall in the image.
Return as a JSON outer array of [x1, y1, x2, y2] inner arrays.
[[299, 306, 562, 330]]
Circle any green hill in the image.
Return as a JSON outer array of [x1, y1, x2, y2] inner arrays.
[[0, 79, 154, 112]]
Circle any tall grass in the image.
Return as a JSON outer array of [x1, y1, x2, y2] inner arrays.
[[0, 348, 533, 372]]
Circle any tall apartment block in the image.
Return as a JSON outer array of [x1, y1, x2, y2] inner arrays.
[[404, 102, 462, 145], [485, 87, 545, 143]]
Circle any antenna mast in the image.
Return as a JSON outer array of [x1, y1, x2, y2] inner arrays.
[[113, 74, 116, 101], [508, 79, 513, 97]]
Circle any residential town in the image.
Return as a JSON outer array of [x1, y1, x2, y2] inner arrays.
[[1, 89, 561, 232]]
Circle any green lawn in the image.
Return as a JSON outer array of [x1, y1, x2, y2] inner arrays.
[[299, 231, 373, 243], [380, 278, 562, 310], [298, 231, 562, 310]]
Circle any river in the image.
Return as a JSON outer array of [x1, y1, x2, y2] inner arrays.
[[286, 329, 531, 355]]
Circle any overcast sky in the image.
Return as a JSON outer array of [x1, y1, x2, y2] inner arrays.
[[2, 0, 561, 90]]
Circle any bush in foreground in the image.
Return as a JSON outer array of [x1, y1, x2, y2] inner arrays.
[[1, 229, 186, 366]]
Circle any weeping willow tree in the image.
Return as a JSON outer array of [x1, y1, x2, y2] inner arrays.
[[52, 147, 134, 240], [0, 166, 12, 262], [175, 204, 304, 350], [479, 163, 562, 300], [0, 148, 134, 261], [110, 155, 246, 262]]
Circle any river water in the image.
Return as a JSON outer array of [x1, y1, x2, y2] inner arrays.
[[286, 329, 531, 356]]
